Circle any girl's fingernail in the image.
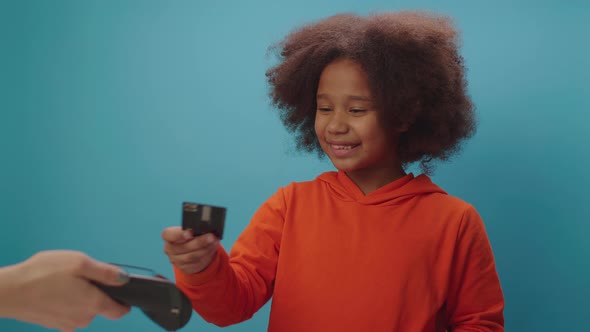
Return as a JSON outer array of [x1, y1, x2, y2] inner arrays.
[[183, 231, 193, 240]]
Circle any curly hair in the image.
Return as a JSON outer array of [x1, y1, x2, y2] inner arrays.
[[266, 11, 476, 173]]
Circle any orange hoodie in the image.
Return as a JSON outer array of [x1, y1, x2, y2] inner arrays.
[[174, 171, 504, 331]]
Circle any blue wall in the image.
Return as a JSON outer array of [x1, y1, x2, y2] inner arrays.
[[1, 1, 588, 331]]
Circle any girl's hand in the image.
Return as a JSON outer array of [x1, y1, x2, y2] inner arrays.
[[162, 226, 219, 275]]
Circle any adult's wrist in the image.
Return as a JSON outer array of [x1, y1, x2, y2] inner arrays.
[[0, 262, 27, 319]]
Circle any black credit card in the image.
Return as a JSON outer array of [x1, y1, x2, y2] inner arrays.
[[181, 202, 226, 239]]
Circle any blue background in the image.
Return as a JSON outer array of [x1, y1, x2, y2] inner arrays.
[[1, 0, 588, 331]]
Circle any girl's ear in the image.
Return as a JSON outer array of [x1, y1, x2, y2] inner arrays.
[[397, 122, 411, 133], [396, 99, 420, 133], [393, 119, 411, 133]]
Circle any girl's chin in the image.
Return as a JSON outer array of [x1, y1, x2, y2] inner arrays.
[[327, 160, 361, 173]]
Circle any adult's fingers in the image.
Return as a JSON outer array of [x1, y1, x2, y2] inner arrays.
[[98, 296, 131, 320], [77, 256, 129, 287]]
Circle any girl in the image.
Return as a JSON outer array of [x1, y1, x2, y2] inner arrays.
[[163, 11, 504, 332]]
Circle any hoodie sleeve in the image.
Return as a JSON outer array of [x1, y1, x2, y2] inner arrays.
[[173, 187, 286, 327], [446, 205, 505, 332]]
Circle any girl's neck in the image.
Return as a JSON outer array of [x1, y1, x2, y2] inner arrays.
[[345, 164, 407, 195]]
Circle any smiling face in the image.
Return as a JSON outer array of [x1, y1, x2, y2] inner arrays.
[[314, 58, 403, 183]]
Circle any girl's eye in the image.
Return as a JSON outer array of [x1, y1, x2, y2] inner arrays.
[[317, 107, 332, 112], [350, 109, 366, 114]]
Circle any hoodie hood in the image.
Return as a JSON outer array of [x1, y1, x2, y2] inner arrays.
[[317, 170, 447, 206]]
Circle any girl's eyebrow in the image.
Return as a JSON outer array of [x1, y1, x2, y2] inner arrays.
[[316, 93, 372, 102]]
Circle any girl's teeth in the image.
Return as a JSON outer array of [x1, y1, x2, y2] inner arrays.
[[333, 145, 355, 150]]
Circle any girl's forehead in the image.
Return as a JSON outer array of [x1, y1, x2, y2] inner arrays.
[[318, 59, 372, 95]]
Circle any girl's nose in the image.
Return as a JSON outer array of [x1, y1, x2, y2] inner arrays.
[[326, 110, 348, 134]]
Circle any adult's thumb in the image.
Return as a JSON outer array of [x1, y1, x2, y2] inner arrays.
[[79, 258, 129, 286]]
